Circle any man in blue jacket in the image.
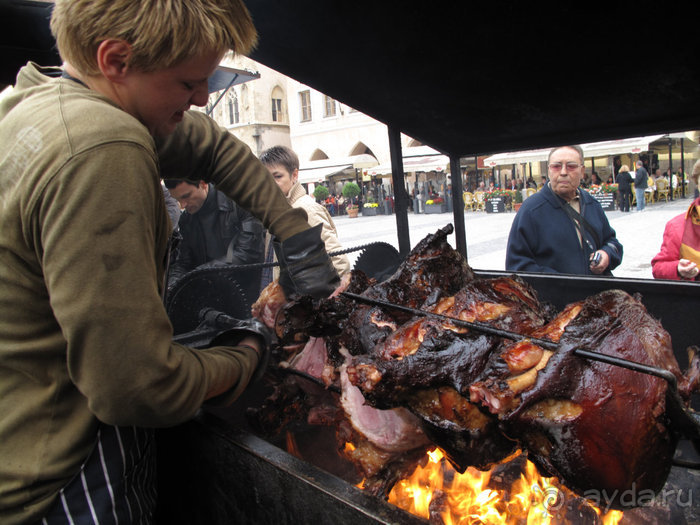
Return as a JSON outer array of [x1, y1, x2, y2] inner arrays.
[[506, 145, 623, 275]]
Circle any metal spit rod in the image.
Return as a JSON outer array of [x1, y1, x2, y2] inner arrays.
[[339, 291, 700, 460], [340, 292, 678, 386]]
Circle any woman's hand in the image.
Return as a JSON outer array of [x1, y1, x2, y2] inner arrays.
[[677, 258, 699, 280]]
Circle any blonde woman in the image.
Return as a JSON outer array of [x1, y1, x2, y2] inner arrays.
[[616, 164, 633, 212]]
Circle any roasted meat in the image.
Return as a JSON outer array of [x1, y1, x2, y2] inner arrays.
[[470, 289, 684, 508], [274, 224, 473, 354], [247, 326, 431, 497], [253, 225, 699, 509], [345, 275, 552, 472]]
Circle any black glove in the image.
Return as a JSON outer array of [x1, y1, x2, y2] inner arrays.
[[207, 313, 273, 383], [273, 224, 340, 299]]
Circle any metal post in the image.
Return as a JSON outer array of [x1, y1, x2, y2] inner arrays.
[[206, 74, 240, 116], [449, 155, 466, 259], [387, 126, 411, 256], [680, 138, 686, 198], [668, 138, 674, 201]]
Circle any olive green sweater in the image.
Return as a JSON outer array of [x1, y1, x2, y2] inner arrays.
[[0, 63, 307, 524]]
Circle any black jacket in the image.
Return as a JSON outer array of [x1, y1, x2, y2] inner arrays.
[[169, 184, 264, 302], [616, 170, 633, 191], [634, 166, 648, 189]]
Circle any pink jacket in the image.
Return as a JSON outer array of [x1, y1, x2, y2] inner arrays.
[[651, 212, 698, 280]]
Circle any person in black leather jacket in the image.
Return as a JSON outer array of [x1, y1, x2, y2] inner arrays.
[[165, 179, 265, 306]]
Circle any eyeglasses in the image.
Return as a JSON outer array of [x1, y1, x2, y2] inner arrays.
[[549, 162, 583, 172]]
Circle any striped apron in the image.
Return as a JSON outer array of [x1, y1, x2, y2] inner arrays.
[[41, 425, 157, 525]]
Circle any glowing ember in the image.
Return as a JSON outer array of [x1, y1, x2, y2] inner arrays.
[[383, 449, 623, 525], [285, 431, 302, 458]]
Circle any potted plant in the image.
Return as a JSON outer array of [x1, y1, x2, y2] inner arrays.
[[513, 188, 523, 211], [313, 184, 329, 202], [424, 196, 446, 214], [362, 202, 379, 216], [342, 181, 361, 218]]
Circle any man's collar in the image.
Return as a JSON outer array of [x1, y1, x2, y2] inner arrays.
[[198, 184, 217, 214], [546, 182, 581, 205]]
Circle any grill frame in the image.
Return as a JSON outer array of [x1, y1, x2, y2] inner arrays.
[[157, 271, 700, 523], [155, 407, 427, 525]]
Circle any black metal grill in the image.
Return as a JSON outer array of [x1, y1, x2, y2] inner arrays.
[[155, 272, 700, 524]]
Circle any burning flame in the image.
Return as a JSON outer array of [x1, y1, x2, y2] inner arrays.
[[286, 431, 302, 458], [384, 449, 623, 525]]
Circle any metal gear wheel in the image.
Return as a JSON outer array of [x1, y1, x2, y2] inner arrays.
[[166, 270, 250, 335], [352, 242, 402, 283]]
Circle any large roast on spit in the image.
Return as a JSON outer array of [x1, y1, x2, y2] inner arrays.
[[251, 224, 700, 510]]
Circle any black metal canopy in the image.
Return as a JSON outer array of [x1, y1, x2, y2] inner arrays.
[[244, 0, 700, 157], [3, 0, 698, 158]]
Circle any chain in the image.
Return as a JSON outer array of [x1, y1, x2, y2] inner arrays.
[[172, 241, 389, 279]]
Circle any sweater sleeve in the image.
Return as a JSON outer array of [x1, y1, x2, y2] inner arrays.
[[157, 111, 309, 242], [651, 215, 683, 280], [505, 204, 559, 273], [296, 197, 351, 276], [37, 143, 258, 427]]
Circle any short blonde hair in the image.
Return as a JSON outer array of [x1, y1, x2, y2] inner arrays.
[[620, 164, 630, 172], [50, 0, 258, 76]]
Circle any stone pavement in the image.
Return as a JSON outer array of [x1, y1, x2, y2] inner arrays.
[[333, 196, 694, 280]]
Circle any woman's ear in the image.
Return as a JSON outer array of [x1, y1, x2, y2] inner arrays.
[[96, 39, 132, 82]]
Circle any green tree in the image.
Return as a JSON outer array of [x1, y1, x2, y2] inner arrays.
[[313, 184, 329, 202], [342, 181, 361, 203]]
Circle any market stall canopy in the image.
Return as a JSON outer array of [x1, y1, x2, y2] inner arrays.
[[581, 135, 666, 158], [483, 148, 551, 167], [367, 146, 450, 175], [297, 154, 377, 184], [297, 165, 350, 184], [482, 134, 686, 167], [207, 65, 260, 94]]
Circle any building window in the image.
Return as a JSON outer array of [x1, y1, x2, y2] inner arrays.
[[272, 97, 282, 122], [323, 95, 336, 117], [228, 95, 239, 125], [299, 90, 312, 122]]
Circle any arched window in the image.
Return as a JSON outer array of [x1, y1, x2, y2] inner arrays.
[[227, 93, 239, 125], [271, 86, 285, 122]]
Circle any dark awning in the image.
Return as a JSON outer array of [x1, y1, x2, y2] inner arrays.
[[244, 0, 700, 157], [2, 1, 699, 157], [208, 65, 260, 94]]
